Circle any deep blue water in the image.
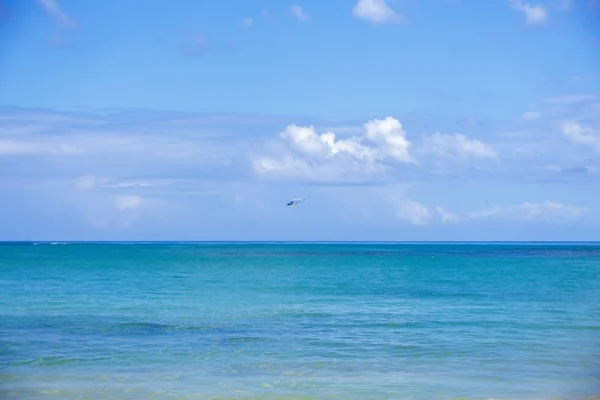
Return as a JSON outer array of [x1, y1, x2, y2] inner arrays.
[[1, 242, 599, 399]]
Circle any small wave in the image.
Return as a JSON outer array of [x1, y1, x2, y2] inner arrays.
[[225, 336, 274, 343], [13, 356, 87, 367]]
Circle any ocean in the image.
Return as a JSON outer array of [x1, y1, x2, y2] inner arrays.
[[1, 242, 599, 399]]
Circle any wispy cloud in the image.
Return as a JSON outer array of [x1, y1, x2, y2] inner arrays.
[[419, 133, 497, 161], [394, 199, 431, 225], [556, 0, 573, 10], [261, 9, 270, 20], [521, 111, 541, 121], [437, 206, 460, 224], [458, 115, 483, 128], [545, 94, 599, 104], [1, 102, 598, 238], [352, 0, 404, 24], [183, 34, 213, 57], [0, 139, 80, 155], [467, 201, 588, 224], [562, 122, 600, 151], [116, 195, 143, 211], [37, 0, 76, 28], [239, 17, 253, 28], [509, 0, 548, 25], [72, 179, 150, 229], [290, 5, 310, 22]]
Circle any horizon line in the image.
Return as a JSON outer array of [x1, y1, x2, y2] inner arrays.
[[2, 240, 600, 244]]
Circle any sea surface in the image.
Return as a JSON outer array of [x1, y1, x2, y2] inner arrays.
[[1, 242, 599, 400]]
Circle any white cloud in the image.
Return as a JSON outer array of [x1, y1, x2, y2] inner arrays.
[[395, 199, 431, 225], [252, 117, 502, 182], [278, 125, 333, 158], [252, 152, 387, 183], [75, 175, 109, 190], [75, 175, 171, 191], [363, 117, 413, 162], [251, 117, 414, 182], [2, 103, 599, 240], [352, 0, 403, 23], [116, 195, 142, 211], [326, 183, 437, 226], [509, 0, 548, 25], [86, 194, 145, 229], [0, 139, 81, 155], [437, 206, 460, 224], [419, 133, 497, 161], [37, 0, 76, 28], [0, 115, 233, 164], [562, 122, 600, 151], [109, 181, 163, 188], [290, 5, 310, 22], [541, 164, 600, 175], [383, 192, 460, 226], [545, 94, 598, 104], [36, 176, 155, 230], [467, 201, 587, 224]]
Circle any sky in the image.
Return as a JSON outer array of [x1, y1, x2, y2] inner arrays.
[[0, 0, 599, 241]]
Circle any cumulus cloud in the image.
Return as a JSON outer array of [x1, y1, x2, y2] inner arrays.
[[363, 117, 413, 162], [352, 0, 403, 23], [509, 0, 548, 25], [2, 105, 598, 238], [467, 201, 587, 224], [561, 122, 600, 151], [291, 5, 310, 22], [251, 116, 502, 182], [251, 117, 416, 182]]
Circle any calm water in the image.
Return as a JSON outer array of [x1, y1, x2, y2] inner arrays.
[[1, 242, 599, 400]]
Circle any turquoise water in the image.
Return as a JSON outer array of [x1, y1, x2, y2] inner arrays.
[[1, 242, 599, 400]]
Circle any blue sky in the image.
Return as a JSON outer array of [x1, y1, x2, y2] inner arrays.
[[0, 0, 599, 241]]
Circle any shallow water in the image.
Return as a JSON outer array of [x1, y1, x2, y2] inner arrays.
[[1, 242, 599, 399]]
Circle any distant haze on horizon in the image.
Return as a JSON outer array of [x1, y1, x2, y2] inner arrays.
[[1, 0, 599, 241]]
